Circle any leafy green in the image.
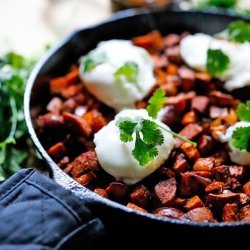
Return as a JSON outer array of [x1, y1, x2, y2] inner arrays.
[[0, 52, 35, 182], [82, 52, 106, 73], [208, 0, 236, 8], [114, 61, 140, 91], [236, 101, 250, 122], [206, 49, 230, 77], [147, 88, 167, 119], [232, 127, 250, 151], [227, 20, 250, 43], [117, 89, 196, 166]]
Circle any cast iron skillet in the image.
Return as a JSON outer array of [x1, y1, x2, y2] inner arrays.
[[24, 9, 250, 240]]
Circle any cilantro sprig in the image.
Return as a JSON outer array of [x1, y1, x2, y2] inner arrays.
[[227, 21, 250, 43], [82, 52, 106, 73], [232, 101, 250, 151], [117, 89, 196, 166], [206, 49, 230, 77]]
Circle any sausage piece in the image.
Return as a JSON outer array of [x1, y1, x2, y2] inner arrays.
[[222, 203, 239, 222], [182, 207, 215, 222], [152, 207, 184, 220], [106, 182, 129, 200], [129, 185, 150, 209]]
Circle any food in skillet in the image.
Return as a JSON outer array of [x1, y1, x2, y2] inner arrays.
[[35, 20, 250, 222]]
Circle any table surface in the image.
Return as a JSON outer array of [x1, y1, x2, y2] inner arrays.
[[0, 0, 112, 56]]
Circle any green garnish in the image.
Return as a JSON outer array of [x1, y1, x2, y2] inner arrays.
[[232, 127, 250, 151], [117, 89, 197, 166], [0, 52, 36, 182], [236, 101, 250, 122], [227, 20, 250, 43], [82, 52, 106, 73], [147, 88, 167, 119], [206, 49, 230, 77], [114, 61, 140, 91]]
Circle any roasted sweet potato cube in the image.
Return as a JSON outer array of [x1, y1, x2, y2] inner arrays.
[[127, 203, 147, 213], [205, 182, 225, 194], [172, 153, 188, 173], [243, 181, 250, 197], [154, 178, 177, 206], [198, 135, 214, 155], [63, 112, 92, 137], [222, 203, 239, 222], [48, 142, 66, 161], [75, 171, 96, 186], [65, 68, 80, 85], [129, 185, 150, 209], [152, 207, 184, 219], [180, 142, 200, 161], [240, 205, 250, 221], [70, 151, 99, 178], [94, 188, 108, 198], [193, 158, 215, 171], [61, 85, 84, 99], [210, 125, 227, 141], [178, 66, 195, 91], [82, 109, 107, 133], [167, 64, 178, 75], [50, 77, 69, 95], [184, 195, 204, 211], [191, 96, 210, 113], [181, 111, 198, 125], [181, 207, 215, 222], [195, 72, 211, 84], [106, 182, 129, 200], [194, 171, 211, 178], [223, 108, 238, 125]]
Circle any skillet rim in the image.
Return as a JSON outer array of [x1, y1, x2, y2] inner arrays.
[[24, 8, 250, 228]]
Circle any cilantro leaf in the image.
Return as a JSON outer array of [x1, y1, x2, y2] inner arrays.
[[82, 52, 106, 73], [114, 61, 140, 91], [141, 119, 164, 145], [147, 88, 167, 119], [227, 20, 250, 43], [206, 49, 230, 77], [118, 120, 137, 142], [132, 131, 159, 166], [208, 0, 236, 8], [236, 101, 250, 122], [232, 126, 250, 151]]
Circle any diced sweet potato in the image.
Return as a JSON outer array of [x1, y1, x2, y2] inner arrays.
[[49, 77, 70, 95], [175, 198, 187, 208], [193, 158, 215, 171], [195, 72, 211, 84], [165, 46, 183, 65], [106, 182, 129, 200], [61, 85, 84, 99], [210, 91, 233, 107], [205, 182, 225, 194], [210, 125, 227, 141], [229, 166, 247, 180], [206, 193, 240, 211], [63, 112, 92, 137], [223, 108, 238, 126], [182, 207, 215, 222], [180, 142, 200, 161], [243, 181, 250, 197], [240, 205, 250, 221], [181, 111, 198, 125], [70, 151, 99, 178], [48, 142, 66, 161], [164, 34, 180, 48], [82, 109, 107, 133], [222, 203, 239, 222], [127, 203, 147, 213], [179, 172, 200, 198], [167, 64, 178, 75], [132, 30, 164, 52], [161, 75, 179, 96], [194, 171, 211, 178], [155, 178, 177, 206], [209, 106, 228, 119], [94, 188, 108, 198], [172, 153, 188, 173], [191, 96, 210, 113], [198, 135, 214, 155], [75, 171, 96, 186], [175, 124, 203, 147], [46, 97, 63, 115], [152, 207, 184, 219], [178, 66, 195, 91], [184, 195, 204, 211], [65, 68, 80, 85], [129, 185, 150, 209]]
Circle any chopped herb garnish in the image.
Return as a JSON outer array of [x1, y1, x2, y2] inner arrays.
[[114, 61, 141, 91], [206, 49, 230, 77], [207, 0, 236, 8], [117, 89, 197, 166], [82, 52, 106, 73], [147, 88, 167, 119], [227, 20, 250, 43], [232, 127, 250, 151], [236, 101, 250, 122]]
